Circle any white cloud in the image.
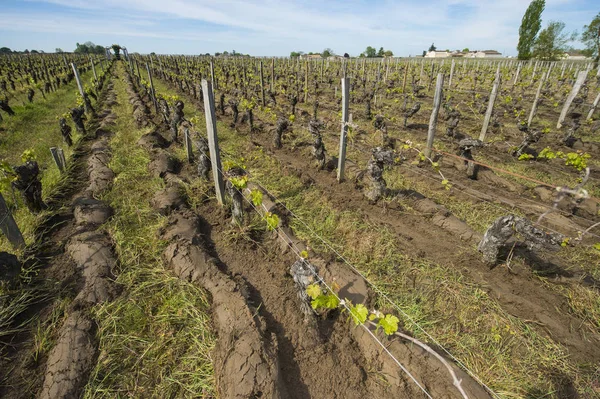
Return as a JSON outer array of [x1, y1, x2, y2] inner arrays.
[[6, 0, 596, 55]]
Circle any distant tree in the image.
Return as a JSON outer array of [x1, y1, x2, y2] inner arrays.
[[75, 41, 104, 54], [462, 47, 469, 52], [364, 46, 377, 57], [0, 47, 11, 54], [377, 47, 385, 57], [24, 49, 29, 54], [55, 48, 63, 53], [111, 44, 121, 59], [581, 12, 600, 63], [215, 52, 221, 57], [223, 51, 229, 56], [358, 53, 366, 58], [428, 43, 437, 51], [343, 53, 350, 58], [517, 0, 545, 60], [322, 48, 334, 58], [384, 50, 393, 57], [31, 50, 39, 54], [290, 51, 302, 57], [532, 20, 577, 61], [422, 50, 427, 57]]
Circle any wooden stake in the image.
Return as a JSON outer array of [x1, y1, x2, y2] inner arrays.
[[210, 59, 216, 90], [146, 63, 159, 113], [402, 63, 409, 93], [337, 77, 350, 182], [260, 60, 266, 107], [527, 70, 548, 127], [184, 128, 194, 163], [0, 193, 25, 249], [271, 58, 275, 92], [50, 147, 65, 173], [449, 59, 455, 87], [201, 79, 226, 205], [587, 91, 600, 120], [57, 148, 66, 171], [71, 63, 84, 98], [304, 61, 309, 103], [71, 62, 90, 114], [513, 63, 522, 86], [425, 73, 444, 158], [90, 56, 98, 83], [557, 70, 588, 129], [480, 67, 501, 142]]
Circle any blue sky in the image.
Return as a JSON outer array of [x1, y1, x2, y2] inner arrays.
[[0, 0, 597, 56]]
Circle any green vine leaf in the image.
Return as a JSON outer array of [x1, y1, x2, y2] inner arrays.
[[306, 283, 322, 300], [21, 149, 36, 163], [311, 293, 340, 310], [265, 212, 279, 231], [229, 175, 248, 190], [250, 188, 263, 207], [348, 303, 368, 326], [378, 314, 400, 336]]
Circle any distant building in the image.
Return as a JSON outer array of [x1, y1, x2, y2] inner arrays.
[[563, 51, 590, 60], [463, 50, 502, 58], [424, 50, 450, 58], [300, 54, 322, 60]]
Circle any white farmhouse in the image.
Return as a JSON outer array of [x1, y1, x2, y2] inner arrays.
[[563, 51, 590, 60], [424, 50, 450, 58], [465, 50, 502, 58]]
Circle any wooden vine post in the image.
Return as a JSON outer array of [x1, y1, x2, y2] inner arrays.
[[145, 63, 159, 113], [71, 63, 90, 114], [271, 58, 275, 92], [57, 148, 66, 171], [259, 60, 266, 107], [337, 77, 350, 182], [90, 56, 98, 83], [402, 63, 409, 93], [425, 73, 444, 158], [50, 147, 65, 173], [135, 59, 141, 82], [512, 62, 522, 86], [527, 70, 548, 127], [201, 79, 226, 205], [479, 67, 501, 142], [184, 129, 194, 163], [587, 91, 600, 120], [0, 193, 25, 249], [448, 59, 455, 88], [304, 61, 309, 103], [557, 70, 588, 129], [210, 59, 216, 90]]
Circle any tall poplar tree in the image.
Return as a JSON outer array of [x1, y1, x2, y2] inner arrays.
[[517, 0, 545, 60]]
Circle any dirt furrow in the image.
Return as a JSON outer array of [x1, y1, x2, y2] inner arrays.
[[39, 77, 121, 399]]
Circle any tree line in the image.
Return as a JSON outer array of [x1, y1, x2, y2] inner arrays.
[[290, 47, 391, 58]]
